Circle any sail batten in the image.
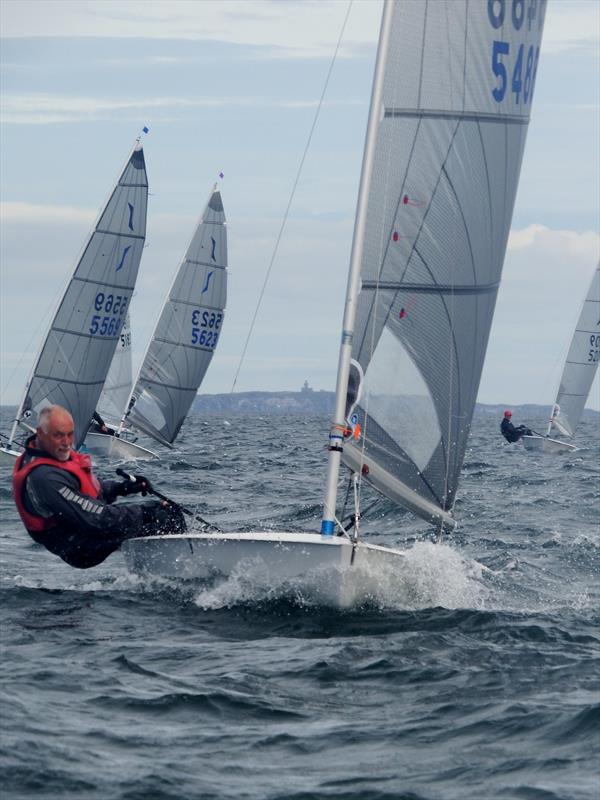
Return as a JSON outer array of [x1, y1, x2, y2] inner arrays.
[[361, 281, 499, 294], [385, 109, 530, 125], [330, 0, 546, 528]]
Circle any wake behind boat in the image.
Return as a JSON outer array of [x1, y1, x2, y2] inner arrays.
[[122, 0, 548, 605]]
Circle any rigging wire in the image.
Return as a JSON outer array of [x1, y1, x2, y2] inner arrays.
[[229, 0, 354, 394]]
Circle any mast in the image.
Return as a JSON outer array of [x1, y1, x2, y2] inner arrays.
[[320, 0, 394, 535]]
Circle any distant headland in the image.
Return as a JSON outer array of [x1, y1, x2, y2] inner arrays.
[[192, 381, 599, 419]]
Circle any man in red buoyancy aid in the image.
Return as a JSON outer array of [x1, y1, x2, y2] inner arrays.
[[13, 405, 186, 568]]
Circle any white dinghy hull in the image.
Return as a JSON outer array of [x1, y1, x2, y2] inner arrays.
[[522, 434, 577, 454], [84, 432, 158, 460], [121, 532, 407, 608]]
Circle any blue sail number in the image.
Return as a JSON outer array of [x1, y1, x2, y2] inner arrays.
[[190, 309, 222, 349]]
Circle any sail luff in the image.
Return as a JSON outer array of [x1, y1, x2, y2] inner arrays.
[[320, 0, 396, 535]]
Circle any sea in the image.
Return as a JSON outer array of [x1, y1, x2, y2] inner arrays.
[[1, 408, 598, 800]]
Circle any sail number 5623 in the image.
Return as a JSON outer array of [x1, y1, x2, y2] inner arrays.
[[191, 309, 222, 349]]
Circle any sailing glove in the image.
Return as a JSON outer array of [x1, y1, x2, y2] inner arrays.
[[117, 474, 153, 497]]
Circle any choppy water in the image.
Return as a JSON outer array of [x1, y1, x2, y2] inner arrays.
[[1, 409, 599, 800]]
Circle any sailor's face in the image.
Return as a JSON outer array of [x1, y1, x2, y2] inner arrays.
[[37, 412, 75, 461]]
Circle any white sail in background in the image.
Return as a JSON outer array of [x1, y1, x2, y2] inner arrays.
[[10, 144, 149, 449], [548, 264, 600, 438], [325, 0, 548, 529], [123, 186, 227, 447], [96, 313, 133, 425]]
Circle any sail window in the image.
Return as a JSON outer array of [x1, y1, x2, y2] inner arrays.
[[362, 327, 441, 472]]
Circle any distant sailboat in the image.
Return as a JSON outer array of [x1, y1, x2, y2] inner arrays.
[[523, 263, 600, 453], [88, 185, 227, 455], [122, 0, 547, 605], [0, 142, 149, 462], [84, 314, 159, 460]]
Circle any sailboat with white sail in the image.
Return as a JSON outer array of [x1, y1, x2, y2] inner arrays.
[[522, 263, 600, 453], [84, 314, 159, 460], [87, 185, 227, 456], [0, 141, 149, 463], [122, 0, 547, 605]]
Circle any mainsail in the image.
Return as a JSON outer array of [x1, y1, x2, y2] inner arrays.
[[322, 0, 547, 531], [11, 144, 148, 449], [122, 187, 227, 446], [548, 264, 600, 438], [96, 313, 133, 425]]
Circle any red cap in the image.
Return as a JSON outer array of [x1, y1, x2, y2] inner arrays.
[[504, 410, 512, 418]]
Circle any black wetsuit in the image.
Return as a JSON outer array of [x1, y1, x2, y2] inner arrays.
[[89, 411, 115, 435], [501, 418, 531, 443], [17, 442, 186, 569]]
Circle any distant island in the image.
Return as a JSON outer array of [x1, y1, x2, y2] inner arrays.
[[1, 382, 597, 420], [192, 381, 599, 419]]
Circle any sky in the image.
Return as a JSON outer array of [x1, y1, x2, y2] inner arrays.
[[1, 0, 599, 411]]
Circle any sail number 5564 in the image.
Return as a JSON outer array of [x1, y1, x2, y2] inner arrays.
[[191, 309, 222, 349]]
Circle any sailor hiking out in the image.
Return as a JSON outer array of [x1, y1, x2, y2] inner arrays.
[[500, 410, 532, 443], [12, 405, 186, 568]]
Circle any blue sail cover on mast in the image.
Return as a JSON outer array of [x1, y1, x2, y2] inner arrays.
[[342, 0, 547, 525]]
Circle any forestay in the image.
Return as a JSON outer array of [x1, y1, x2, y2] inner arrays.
[[548, 263, 600, 438], [123, 187, 227, 446], [96, 313, 133, 425], [11, 144, 148, 449], [339, 0, 547, 527]]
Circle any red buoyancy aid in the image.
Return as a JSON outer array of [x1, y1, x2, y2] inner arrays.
[[13, 448, 102, 534]]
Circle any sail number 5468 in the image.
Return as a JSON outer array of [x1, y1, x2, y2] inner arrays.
[[488, 0, 543, 105]]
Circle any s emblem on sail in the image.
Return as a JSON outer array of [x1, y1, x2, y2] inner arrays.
[[115, 244, 131, 272], [202, 271, 214, 294]]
